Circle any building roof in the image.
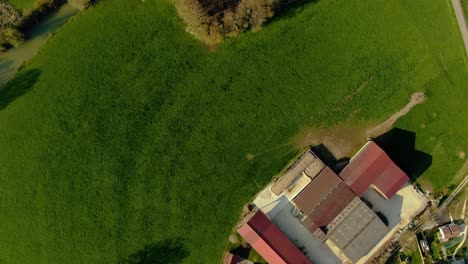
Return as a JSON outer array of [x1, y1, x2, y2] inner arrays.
[[237, 210, 312, 264], [339, 141, 409, 199], [342, 217, 389, 262], [271, 151, 324, 195], [439, 226, 452, 240], [294, 167, 355, 230], [328, 199, 389, 263], [449, 224, 461, 236], [223, 252, 240, 264]]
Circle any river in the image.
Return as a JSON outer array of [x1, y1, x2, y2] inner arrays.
[[0, 4, 78, 86]]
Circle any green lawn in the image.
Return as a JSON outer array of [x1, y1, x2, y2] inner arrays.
[[0, 0, 466, 263], [462, 0, 468, 17], [7, 0, 36, 13]]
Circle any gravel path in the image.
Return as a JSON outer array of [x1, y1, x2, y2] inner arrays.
[[452, 0, 468, 55]]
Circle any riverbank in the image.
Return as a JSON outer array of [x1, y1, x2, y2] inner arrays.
[[0, 3, 78, 85]]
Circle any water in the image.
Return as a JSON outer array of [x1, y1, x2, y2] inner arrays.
[[0, 4, 78, 85]]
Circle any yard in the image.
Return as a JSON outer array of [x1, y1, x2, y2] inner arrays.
[[0, 0, 466, 263]]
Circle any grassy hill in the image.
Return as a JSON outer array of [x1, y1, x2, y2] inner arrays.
[[0, 0, 466, 263], [7, 0, 36, 12]]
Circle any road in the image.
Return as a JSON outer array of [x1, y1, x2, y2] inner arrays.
[[451, 0, 468, 55], [439, 169, 468, 210]]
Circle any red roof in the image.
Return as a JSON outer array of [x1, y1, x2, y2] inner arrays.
[[449, 224, 461, 236], [339, 141, 409, 198], [237, 211, 312, 264], [223, 252, 240, 264]]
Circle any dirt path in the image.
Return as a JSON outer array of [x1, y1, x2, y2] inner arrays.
[[451, 0, 468, 56], [452, 224, 467, 260], [292, 92, 425, 159], [461, 198, 466, 219], [365, 92, 425, 137]]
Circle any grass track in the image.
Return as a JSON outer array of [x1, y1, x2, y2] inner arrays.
[[0, 0, 466, 263]]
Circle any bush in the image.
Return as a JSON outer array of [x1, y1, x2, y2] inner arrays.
[[2, 26, 24, 47], [0, 0, 23, 29], [176, 0, 279, 44]]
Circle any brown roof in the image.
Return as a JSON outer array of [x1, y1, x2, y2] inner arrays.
[[294, 167, 355, 231], [440, 226, 452, 239], [272, 151, 324, 195], [449, 224, 461, 236], [294, 167, 342, 214]]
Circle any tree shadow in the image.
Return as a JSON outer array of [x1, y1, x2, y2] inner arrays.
[[120, 239, 189, 264], [272, 0, 320, 22], [373, 128, 432, 181], [0, 69, 40, 110]]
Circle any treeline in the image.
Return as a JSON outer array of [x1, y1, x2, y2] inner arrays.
[[175, 0, 279, 44], [0, 0, 93, 52]]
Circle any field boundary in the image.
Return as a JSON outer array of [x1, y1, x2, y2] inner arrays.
[[451, 0, 468, 55]]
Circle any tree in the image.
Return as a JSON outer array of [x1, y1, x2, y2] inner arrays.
[[2, 26, 24, 47], [0, 0, 23, 30]]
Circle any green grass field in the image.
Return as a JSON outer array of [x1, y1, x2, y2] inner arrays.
[[0, 0, 466, 263], [7, 0, 36, 12], [462, 0, 468, 17]]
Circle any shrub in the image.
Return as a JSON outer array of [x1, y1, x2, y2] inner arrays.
[[176, 0, 279, 44], [0, 0, 23, 29], [2, 26, 24, 47]]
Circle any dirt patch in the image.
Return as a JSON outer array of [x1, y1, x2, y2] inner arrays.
[[291, 125, 366, 160], [365, 92, 425, 137], [291, 92, 425, 159], [458, 151, 466, 159], [206, 43, 219, 52]]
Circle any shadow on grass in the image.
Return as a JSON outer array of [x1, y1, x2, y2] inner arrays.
[[373, 128, 432, 181], [0, 69, 40, 110], [120, 239, 189, 264], [267, 0, 320, 25]]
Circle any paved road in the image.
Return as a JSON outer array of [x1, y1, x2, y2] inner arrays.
[[452, 0, 468, 55]]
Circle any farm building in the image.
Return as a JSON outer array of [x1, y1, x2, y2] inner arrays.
[[438, 223, 463, 242], [238, 140, 411, 263], [291, 167, 389, 262], [339, 141, 409, 199], [237, 210, 312, 264]]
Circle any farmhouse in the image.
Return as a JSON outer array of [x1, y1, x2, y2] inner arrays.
[[438, 223, 463, 242], [237, 140, 413, 263]]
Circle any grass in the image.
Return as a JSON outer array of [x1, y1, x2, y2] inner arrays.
[[0, 0, 466, 263], [462, 0, 468, 17], [399, 240, 423, 264], [7, 0, 37, 13]]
